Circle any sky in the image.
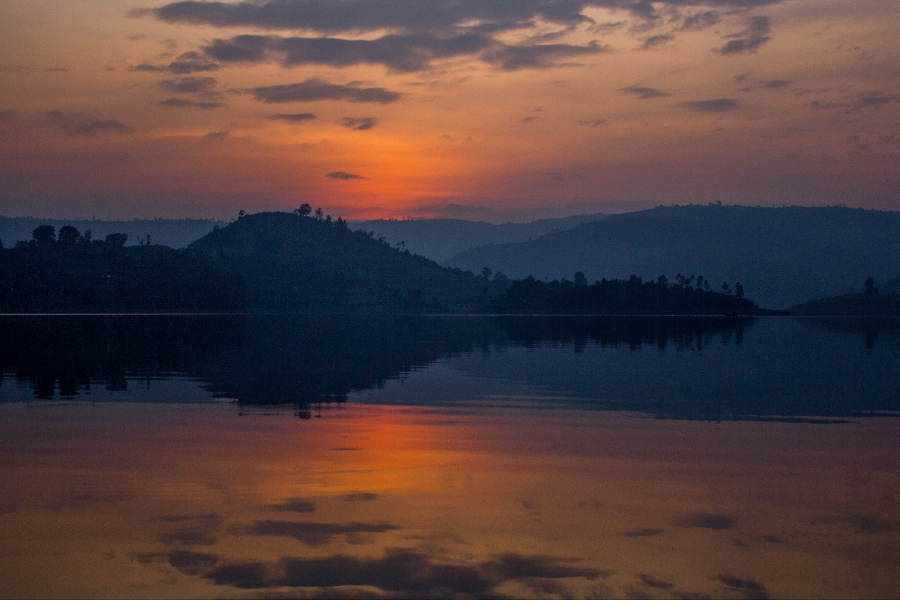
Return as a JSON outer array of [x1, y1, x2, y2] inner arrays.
[[0, 0, 899, 222]]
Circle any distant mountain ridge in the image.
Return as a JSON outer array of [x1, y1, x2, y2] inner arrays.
[[350, 214, 607, 262], [444, 205, 900, 309]]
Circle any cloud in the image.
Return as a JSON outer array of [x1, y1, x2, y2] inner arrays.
[[203, 130, 229, 139], [249, 79, 402, 104], [236, 520, 396, 546], [342, 117, 378, 130], [0, 109, 21, 122], [809, 92, 900, 113], [267, 113, 317, 124], [717, 15, 771, 55], [765, 79, 790, 89], [481, 41, 609, 70], [849, 91, 900, 112], [202, 548, 605, 594], [678, 98, 738, 112], [203, 33, 605, 72], [578, 118, 604, 127], [328, 171, 368, 180], [621, 528, 665, 537], [716, 575, 769, 599], [268, 498, 317, 512], [44, 111, 135, 137], [204, 33, 496, 73], [157, 76, 218, 94], [680, 10, 720, 31], [620, 85, 669, 99], [155, 98, 226, 109], [129, 51, 221, 74], [676, 512, 736, 530], [141, 1, 783, 34], [133, 550, 219, 577], [344, 492, 379, 501], [159, 527, 218, 546], [641, 34, 674, 49]]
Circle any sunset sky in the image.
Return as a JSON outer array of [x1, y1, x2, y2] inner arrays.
[[1, 0, 899, 221]]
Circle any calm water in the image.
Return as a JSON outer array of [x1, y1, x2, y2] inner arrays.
[[1, 315, 899, 599]]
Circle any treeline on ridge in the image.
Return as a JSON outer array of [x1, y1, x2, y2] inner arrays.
[[0, 225, 246, 312], [486, 273, 772, 315]]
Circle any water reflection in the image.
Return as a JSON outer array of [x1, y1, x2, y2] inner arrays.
[[2, 315, 899, 422]]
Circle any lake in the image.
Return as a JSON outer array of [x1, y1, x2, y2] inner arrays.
[[1, 315, 899, 599]]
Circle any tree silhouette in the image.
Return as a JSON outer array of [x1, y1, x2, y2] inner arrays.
[[105, 233, 128, 248], [58, 225, 82, 247], [32, 225, 56, 246], [865, 276, 878, 295], [574, 271, 588, 286], [294, 204, 312, 217]]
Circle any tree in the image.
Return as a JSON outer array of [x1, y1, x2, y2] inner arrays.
[[294, 204, 312, 217], [734, 282, 744, 299], [58, 226, 81, 247], [865, 276, 878, 295], [105, 233, 128, 248], [574, 271, 588, 286], [315, 207, 324, 220], [482, 267, 492, 280], [722, 282, 732, 295], [32, 225, 56, 246]]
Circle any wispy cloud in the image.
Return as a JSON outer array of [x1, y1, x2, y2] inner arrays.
[[267, 113, 317, 123], [677, 98, 738, 112], [620, 85, 669, 99], [328, 171, 368, 180], [156, 98, 225, 109], [342, 117, 378, 130], [716, 16, 771, 55]]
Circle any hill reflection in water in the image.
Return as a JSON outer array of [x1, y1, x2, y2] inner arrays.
[[1, 315, 897, 421]]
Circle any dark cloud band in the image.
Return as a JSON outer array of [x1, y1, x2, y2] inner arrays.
[[249, 79, 401, 104], [203, 33, 606, 73], [140, 1, 783, 33]]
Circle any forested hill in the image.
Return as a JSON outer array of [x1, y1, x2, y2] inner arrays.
[[188, 211, 504, 313], [445, 205, 900, 309]]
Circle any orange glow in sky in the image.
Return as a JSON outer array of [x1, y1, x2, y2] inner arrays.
[[1, 0, 899, 220]]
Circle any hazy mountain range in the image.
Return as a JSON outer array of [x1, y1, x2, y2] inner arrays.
[[348, 214, 607, 262], [445, 205, 900, 308]]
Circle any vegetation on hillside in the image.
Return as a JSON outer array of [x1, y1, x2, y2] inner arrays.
[[188, 209, 506, 312], [486, 273, 774, 315], [0, 225, 246, 312]]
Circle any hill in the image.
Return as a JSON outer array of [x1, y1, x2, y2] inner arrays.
[[188, 212, 503, 313], [0, 226, 246, 312], [0, 217, 226, 249], [445, 205, 900, 309], [350, 214, 606, 262]]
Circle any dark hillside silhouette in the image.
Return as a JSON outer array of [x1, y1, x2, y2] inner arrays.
[[0, 225, 246, 312], [486, 274, 774, 315], [445, 205, 900, 308], [0, 217, 226, 249], [188, 211, 505, 312]]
